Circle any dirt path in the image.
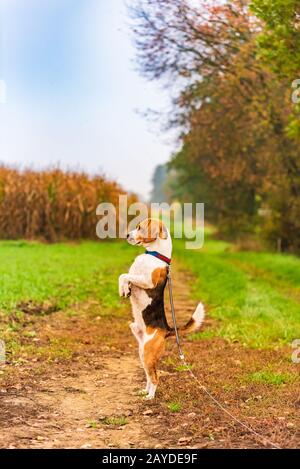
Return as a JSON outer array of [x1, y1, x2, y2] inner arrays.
[[0, 263, 298, 449], [0, 263, 198, 449], [1, 355, 159, 449]]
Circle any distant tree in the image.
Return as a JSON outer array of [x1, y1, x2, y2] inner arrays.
[[249, 0, 300, 250], [132, 0, 300, 251], [250, 0, 300, 77], [170, 40, 271, 236], [133, 0, 265, 235], [131, 0, 254, 84], [250, 0, 300, 138], [150, 164, 167, 202]]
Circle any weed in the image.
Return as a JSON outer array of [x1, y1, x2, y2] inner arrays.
[[248, 371, 294, 386], [167, 402, 182, 412], [102, 416, 128, 426]]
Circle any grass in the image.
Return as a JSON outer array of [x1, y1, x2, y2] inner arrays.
[[86, 420, 98, 429], [174, 234, 300, 348], [0, 239, 139, 361], [102, 416, 128, 426], [167, 401, 182, 412], [0, 235, 298, 448], [0, 240, 136, 317], [0, 235, 299, 353], [174, 363, 194, 372], [247, 370, 294, 386]]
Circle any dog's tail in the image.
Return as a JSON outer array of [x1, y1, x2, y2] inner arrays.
[[166, 302, 205, 337]]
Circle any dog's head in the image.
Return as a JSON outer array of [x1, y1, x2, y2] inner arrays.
[[127, 218, 168, 247]]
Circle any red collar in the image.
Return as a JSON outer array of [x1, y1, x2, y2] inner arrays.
[[145, 250, 171, 265]]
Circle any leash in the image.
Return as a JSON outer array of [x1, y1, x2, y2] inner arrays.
[[166, 265, 281, 450], [184, 362, 281, 449], [167, 265, 185, 360]]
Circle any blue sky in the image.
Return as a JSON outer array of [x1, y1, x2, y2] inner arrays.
[[0, 0, 173, 198]]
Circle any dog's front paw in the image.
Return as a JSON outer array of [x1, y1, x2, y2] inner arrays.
[[123, 282, 131, 297], [119, 274, 131, 298], [119, 274, 126, 297]]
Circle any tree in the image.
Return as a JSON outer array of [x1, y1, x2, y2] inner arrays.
[[132, 0, 266, 235], [132, 0, 255, 83], [132, 0, 300, 251], [250, 0, 300, 137], [250, 0, 300, 77], [150, 164, 167, 202]]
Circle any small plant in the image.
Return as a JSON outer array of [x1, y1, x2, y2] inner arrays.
[[174, 363, 193, 372], [86, 420, 98, 429], [167, 402, 182, 413], [248, 370, 293, 386], [102, 416, 128, 426]]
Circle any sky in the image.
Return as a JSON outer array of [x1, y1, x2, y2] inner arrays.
[[0, 0, 173, 199]]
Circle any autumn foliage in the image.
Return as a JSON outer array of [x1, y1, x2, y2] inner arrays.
[[132, 0, 300, 252], [0, 167, 134, 241]]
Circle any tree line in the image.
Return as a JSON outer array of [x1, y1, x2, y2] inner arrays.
[[133, 0, 300, 253]]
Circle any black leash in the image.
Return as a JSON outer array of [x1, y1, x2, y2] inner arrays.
[[167, 265, 185, 360], [165, 263, 281, 448], [166, 266, 281, 449]]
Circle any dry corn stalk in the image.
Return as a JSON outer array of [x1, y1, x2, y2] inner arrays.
[[0, 166, 137, 241]]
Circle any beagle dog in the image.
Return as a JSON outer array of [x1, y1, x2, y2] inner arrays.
[[119, 218, 205, 399]]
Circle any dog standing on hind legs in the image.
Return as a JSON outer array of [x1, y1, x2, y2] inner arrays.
[[119, 218, 205, 399]]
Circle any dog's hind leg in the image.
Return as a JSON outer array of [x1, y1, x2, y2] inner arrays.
[[130, 323, 144, 362], [130, 323, 148, 389], [143, 330, 165, 400], [130, 322, 143, 344], [130, 323, 151, 393]]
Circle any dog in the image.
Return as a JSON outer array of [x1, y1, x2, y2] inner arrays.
[[119, 218, 205, 399]]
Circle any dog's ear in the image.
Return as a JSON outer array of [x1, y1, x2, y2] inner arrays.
[[159, 222, 168, 239], [139, 219, 167, 240], [139, 218, 157, 241]]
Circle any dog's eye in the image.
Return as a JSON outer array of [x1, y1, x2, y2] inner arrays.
[[137, 225, 140, 230]]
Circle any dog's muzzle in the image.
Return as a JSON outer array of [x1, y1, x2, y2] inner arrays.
[[127, 230, 139, 245]]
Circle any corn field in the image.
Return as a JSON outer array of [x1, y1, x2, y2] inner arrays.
[[0, 166, 135, 241]]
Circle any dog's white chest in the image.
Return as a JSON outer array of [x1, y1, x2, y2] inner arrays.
[[129, 255, 153, 328]]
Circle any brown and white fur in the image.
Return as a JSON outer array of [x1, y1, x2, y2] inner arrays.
[[119, 218, 205, 399]]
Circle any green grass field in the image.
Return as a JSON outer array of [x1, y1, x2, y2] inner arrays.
[[175, 236, 300, 348], [0, 236, 299, 350], [1, 236, 299, 450], [0, 240, 135, 317]]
